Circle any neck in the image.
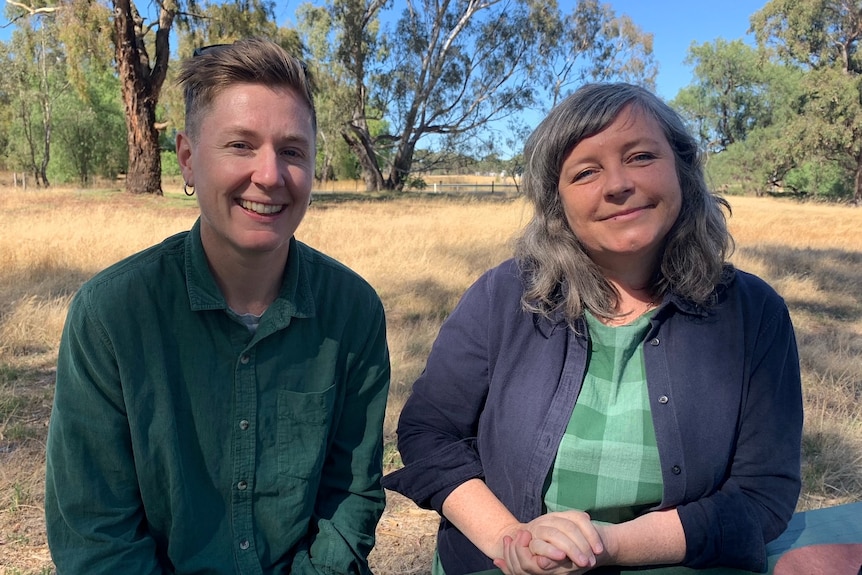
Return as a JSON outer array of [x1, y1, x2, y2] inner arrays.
[[205, 248, 288, 317], [599, 264, 660, 326]]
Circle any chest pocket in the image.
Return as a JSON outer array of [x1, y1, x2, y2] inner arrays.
[[277, 385, 336, 480]]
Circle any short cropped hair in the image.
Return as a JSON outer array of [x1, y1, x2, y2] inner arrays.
[[177, 37, 316, 140], [515, 82, 734, 323]]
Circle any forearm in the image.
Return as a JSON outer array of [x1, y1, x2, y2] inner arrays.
[[600, 508, 686, 567], [441, 478, 523, 559]]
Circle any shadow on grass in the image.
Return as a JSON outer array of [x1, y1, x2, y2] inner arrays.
[[801, 428, 862, 508], [739, 245, 862, 314], [739, 244, 862, 507]]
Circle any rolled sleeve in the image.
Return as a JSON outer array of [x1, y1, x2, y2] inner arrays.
[[382, 272, 494, 514]]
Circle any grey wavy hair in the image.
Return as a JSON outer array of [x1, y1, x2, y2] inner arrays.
[[514, 82, 733, 323], [177, 37, 316, 141]]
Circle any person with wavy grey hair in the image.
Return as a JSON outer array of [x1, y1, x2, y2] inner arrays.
[[46, 38, 390, 574], [384, 83, 802, 575]]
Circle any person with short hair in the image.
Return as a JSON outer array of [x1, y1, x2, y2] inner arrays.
[[383, 82, 802, 575], [45, 38, 390, 574]]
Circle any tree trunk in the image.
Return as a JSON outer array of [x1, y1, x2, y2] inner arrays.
[[39, 92, 51, 187], [112, 0, 168, 195], [123, 101, 162, 195], [341, 125, 385, 192], [855, 156, 862, 206], [388, 141, 416, 192]]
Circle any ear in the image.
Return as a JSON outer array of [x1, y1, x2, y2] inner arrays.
[[176, 131, 194, 186]]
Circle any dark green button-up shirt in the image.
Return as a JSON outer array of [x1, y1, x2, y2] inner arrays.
[[46, 220, 390, 574]]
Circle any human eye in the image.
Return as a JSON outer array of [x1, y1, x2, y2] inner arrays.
[[228, 141, 251, 151], [629, 151, 657, 163], [573, 167, 598, 182]]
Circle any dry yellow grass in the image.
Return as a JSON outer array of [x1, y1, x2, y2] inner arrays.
[[0, 186, 860, 575]]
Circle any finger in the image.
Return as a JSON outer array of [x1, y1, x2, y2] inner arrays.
[[528, 525, 595, 567], [557, 512, 605, 554], [506, 530, 533, 574], [496, 536, 516, 575]]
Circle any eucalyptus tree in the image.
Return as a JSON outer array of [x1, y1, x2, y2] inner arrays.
[[6, 0, 295, 195], [752, 0, 862, 203], [672, 40, 774, 153], [51, 67, 128, 184], [0, 15, 68, 187], [298, 0, 656, 192]]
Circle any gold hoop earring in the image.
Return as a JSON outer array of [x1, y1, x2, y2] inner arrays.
[[183, 182, 195, 196]]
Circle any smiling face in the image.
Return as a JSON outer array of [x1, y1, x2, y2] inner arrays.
[[177, 82, 315, 267], [557, 105, 682, 273]]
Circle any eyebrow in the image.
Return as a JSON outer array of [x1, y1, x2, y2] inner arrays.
[[221, 126, 313, 146]]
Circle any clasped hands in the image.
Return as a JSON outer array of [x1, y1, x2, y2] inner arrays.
[[492, 511, 612, 575]]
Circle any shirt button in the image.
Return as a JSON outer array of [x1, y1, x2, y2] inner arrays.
[[672, 465, 682, 475], [239, 539, 250, 550], [650, 337, 660, 346], [240, 355, 250, 364], [237, 480, 248, 490], [239, 419, 250, 430], [658, 395, 669, 404]]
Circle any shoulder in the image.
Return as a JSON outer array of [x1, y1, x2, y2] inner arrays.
[[294, 240, 383, 309], [74, 232, 188, 307], [720, 267, 788, 311], [468, 258, 524, 300]]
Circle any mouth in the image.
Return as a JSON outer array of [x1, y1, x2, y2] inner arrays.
[[601, 205, 652, 221], [239, 199, 285, 215]]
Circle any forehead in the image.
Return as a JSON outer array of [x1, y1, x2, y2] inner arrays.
[[200, 83, 315, 137], [590, 105, 666, 143]]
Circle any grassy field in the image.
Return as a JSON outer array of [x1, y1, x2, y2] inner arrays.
[[0, 183, 860, 574]]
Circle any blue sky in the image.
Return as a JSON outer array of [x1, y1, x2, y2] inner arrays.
[[1, 0, 765, 100], [603, 0, 766, 99]]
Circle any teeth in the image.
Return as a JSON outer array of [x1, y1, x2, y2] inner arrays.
[[240, 200, 284, 215]]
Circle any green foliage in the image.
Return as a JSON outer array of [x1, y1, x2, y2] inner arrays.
[[751, 0, 862, 75], [161, 150, 182, 178], [50, 69, 128, 184], [784, 160, 852, 199], [404, 176, 427, 191], [680, 1, 862, 202], [673, 40, 774, 152], [176, 0, 302, 59]]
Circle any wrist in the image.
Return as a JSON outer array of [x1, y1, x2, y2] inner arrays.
[[594, 522, 620, 567], [490, 521, 527, 559]]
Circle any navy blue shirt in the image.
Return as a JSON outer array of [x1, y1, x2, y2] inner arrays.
[[383, 259, 802, 575]]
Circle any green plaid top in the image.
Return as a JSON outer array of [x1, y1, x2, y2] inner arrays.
[[543, 310, 663, 524]]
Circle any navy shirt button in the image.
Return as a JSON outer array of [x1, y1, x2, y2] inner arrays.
[[672, 465, 681, 475], [658, 395, 669, 404], [239, 419, 250, 430], [650, 338, 660, 346], [240, 355, 250, 364], [239, 539, 250, 550], [237, 480, 248, 490]]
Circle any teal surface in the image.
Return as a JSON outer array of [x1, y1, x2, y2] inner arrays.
[[634, 501, 862, 574]]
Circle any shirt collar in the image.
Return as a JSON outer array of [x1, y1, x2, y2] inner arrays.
[[183, 218, 316, 322]]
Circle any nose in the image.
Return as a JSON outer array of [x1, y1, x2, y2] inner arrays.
[[602, 163, 634, 198], [250, 149, 285, 189]]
